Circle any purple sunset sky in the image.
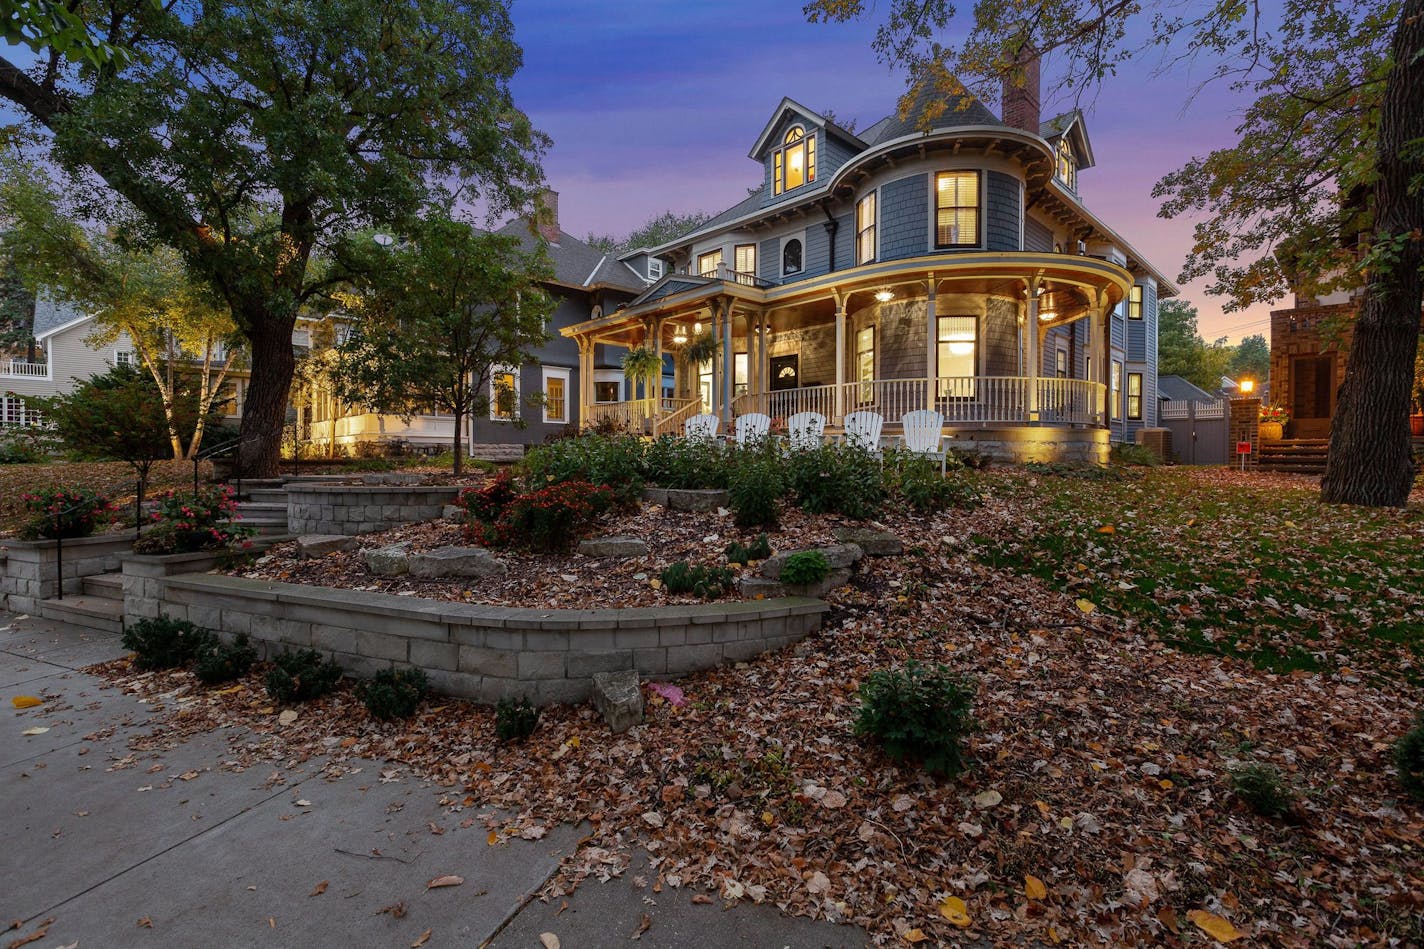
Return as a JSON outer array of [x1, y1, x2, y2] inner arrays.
[[509, 0, 1275, 344]]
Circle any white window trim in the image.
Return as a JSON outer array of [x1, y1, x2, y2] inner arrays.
[[542, 366, 571, 424], [856, 191, 878, 265], [489, 364, 520, 422], [115, 349, 135, 367], [593, 369, 624, 404], [648, 258, 664, 280], [781, 232, 806, 277]]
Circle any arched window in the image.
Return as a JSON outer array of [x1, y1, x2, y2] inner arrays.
[[1055, 137, 1077, 192], [773, 126, 816, 195], [782, 239, 802, 275]]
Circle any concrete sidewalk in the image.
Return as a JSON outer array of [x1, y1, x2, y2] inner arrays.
[[0, 611, 865, 948]]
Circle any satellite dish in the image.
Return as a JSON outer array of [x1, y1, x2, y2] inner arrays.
[[373, 233, 394, 247]]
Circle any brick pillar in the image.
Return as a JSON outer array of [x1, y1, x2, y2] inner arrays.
[[1230, 398, 1261, 470]]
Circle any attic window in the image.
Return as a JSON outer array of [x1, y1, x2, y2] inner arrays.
[[774, 126, 816, 195], [1055, 137, 1077, 192], [648, 258, 664, 280]]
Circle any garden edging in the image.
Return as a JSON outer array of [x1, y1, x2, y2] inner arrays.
[[124, 569, 830, 706]]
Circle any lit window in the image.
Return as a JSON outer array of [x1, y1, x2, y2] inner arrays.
[[543, 368, 569, 423], [855, 325, 875, 402], [936, 315, 977, 398], [1055, 348, 1068, 378], [1112, 359, 1123, 418], [856, 193, 877, 265], [734, 244, 757, 284], [697, 250, 723, 277], [594, 369, 623, 404], [734, 352, 748, 397], [490, 367, 519, 421], [648, 258, 664, 280], [774, 126, 816, 195], [1127, 372, 1143, 420], [1128, 285, 1143, 320], [782, 239, 802, 276], [934, 172, 979, 248], [1055, 137, 1077, 192]]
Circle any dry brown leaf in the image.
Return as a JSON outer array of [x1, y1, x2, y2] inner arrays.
[[410, 928, 432, 948], [1024, 875, 1048, 901], [7, 917, 52, 949], [136, 917, 153, 928], [630, 912, 652, 940], [691, 894, 713, 905], [1187, 909, 1242, 943], [902, 929, 929, 943], [10, 696, 41, 709], [426, 875, 463, 889], [309, 880, 328, 897], [939, 895, 971, 927], [539, 934, 560, 949]]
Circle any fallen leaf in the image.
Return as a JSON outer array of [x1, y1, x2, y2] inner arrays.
[[309, 880, 328, 897], [806, 871, 830, 895], [539, 934, 561, 949], [487, 830, 500, 846], [278, 709, 299, 726], [1075, 598, 1097, 614], [972, 789, 1002, 809], [691, 894, 713, 905], [1025, 875, 1048, 900], [903, 928, 929, 943], [426, 875, 463, 889], [213, 685, 244, 695], [410, 929, 432, 948], [1187, 909, 1242, 943], [378, 902, 407, 919], [10, 696, 41, 709], [136, 917, 153, 928], [20, 727, 48, 736], [630, 912, 651, 939], [1096, 524, 1115, 534], [8, 917, 52, 949], [939, 895, 971, 928]]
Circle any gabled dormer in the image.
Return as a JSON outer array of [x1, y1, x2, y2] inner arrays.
[[1040, 110, 1095, 195], [749, 98, 866, 207]]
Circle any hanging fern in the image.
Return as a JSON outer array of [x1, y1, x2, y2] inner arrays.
[[681, 332, 721, 366], [622, 347, 664, 386]]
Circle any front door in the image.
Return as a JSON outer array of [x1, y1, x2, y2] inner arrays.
[[769, 354, 799, 391], [1290, 354, 1335, 437]]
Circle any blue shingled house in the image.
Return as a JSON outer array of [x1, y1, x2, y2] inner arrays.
[[561, 70, 1173, 462]]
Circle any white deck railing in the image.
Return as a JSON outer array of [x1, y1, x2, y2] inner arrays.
[[1, 359, 50, 378]]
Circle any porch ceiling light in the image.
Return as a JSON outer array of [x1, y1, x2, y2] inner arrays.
[[874, 289, 894, 303], [673, 326, 689, 345], [694, 321, 703, 335], [1038, 309, 1056, 322]]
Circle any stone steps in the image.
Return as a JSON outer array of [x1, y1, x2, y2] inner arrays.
[[1258, 438, 1328, 475], [39, 594, 124, 635], [82, 572, 124, 598]]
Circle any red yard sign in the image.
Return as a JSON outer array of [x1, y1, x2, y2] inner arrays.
[[1236, 441, 1252, 455]]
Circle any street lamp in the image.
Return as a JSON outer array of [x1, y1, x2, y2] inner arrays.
[[1240, 378, 1255, 395]]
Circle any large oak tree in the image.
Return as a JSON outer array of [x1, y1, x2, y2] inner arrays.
[[0, 0, 547, 476], [808, 0, 1423, 506]]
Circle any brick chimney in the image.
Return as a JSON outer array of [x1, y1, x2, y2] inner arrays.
[[536, 188, 561, 244], [1000, 48, 1040, 134]]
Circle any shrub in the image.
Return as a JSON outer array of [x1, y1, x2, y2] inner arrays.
[[358, 668, 429, 720], [474, 480, 612, 552], [0, 430, 46, 464], [495, 696, 539, 742], [193, 633, 258, 684], [19, 486, 115, 540], [1230, 762, 1296, 818], [265, 649, 343, 703], [854, 662, 974, 778], [780, 550, 830, 586], [947, 446, 993, 470], [641, 435, 731, 490], [459, 469, 518, 525], [1396, 712, 1424, 801], [888, 453, 981, 512], [122, 616, 215, 670], [1110, 443, 1160, 467], [790, 443, 885, 519], [521, 434, 644, 506], [725, 534, 772, 564], [133, 485, 253, 555], [660, 560, 736, 599], [727, 444, 786, 528]]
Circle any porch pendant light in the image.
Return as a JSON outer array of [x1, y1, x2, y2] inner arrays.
[[694, 321, 703, 335], [673, 326, 689, 345], [874, 289, 894, 303]]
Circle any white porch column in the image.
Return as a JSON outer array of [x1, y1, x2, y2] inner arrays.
[[576, 338, 593, 428], [1026, 281, 1041, 422], [721, 299, 735, 428], [652, 318, 664, 404], [833, 293, 846, 424], [1089, 292, 1107, 425], [925, 275, 937, 411]]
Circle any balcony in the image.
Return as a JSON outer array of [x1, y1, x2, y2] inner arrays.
[[1, 359, 50, 379]]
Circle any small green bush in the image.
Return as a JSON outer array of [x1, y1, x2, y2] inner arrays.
[[265, 649, 343, 703], [1110, 443, 1161, 467], [780, 550, 830, 586], [1230, 762, 1296, 818], [520, 434, 645, 506], [357, 668, 429, 720], [888, 453, 980, 512], [725, 534, 772, 564], [854, 662, 974, 778], [660, 560, 736, 599], [19, 486, 115, 540], [193, 633, 258, 684], [790, 443, 885, 519], [1395, 712, 1424, 801], [122, 616, 215, 670], [495, 696, 540, 742], [642, 435, 731, 490], [727, 444, 785, 529]]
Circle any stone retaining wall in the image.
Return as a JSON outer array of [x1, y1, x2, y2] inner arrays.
[[286, 484, 464, 536], [125, 571, 829, 706], [1, 533, 138, 613], [948, 426, 1109, 464], [121, 550, 238, 620]]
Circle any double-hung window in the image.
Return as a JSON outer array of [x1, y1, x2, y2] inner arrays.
[[855, 325, 875, 402], [490, 366, 519, 421], [1128, 285, 1143, 319], [542, 368, 570, 424], [774, 126, 816, 195], [697, 250, 723, 277], [734, 244, 757, 285], [1112, 359, 1123, 419], [856, 192, 877, 264], [1126, 372, 1143, 420], [934, 171, 980, 247], [936, 315, 977, 398]]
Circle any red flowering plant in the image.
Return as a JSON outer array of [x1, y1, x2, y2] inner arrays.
[[19, 486, 116, 540], [133, 485, 254, 555], [466, 480, 611, 553], [457, 469, 518, 525], [1259, 404, 1290, 425]]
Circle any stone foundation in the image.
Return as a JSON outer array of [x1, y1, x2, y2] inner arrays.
[[286, 484, 464, 535], [947, 426, 1109, 464]]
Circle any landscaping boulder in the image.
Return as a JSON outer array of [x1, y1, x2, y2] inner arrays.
[[591, 670, 643, 733], [297, 534, 358, 559], [442, 504, 466, 523], [408, 546, 507, 580], [362, 543, 410, 577], [665, 488, 730, 512], [832, 527, 903, 557], [578, 536, 649, 558], [760, 543, 863, 580], [738, 576, 787, 599], [641, 487, 670, 506], [788, 567, 853, 598]]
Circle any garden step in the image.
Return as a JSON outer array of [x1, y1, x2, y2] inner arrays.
[[244, 488, 290, 502], [82, 573, 124, 597], [236, 501, 287, 514], [39, 594, 124, 635]]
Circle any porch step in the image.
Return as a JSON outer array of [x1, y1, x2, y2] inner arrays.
[[39, 594, 124, 635], [82, 572, 124, 598], [1258, 439, 1328, 475]]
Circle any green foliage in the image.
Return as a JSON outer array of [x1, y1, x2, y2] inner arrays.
[[1109, 443, 1161, 468], [1397, 712, 1424, 801], [521, 434, 645, 505], [1024, 460, 1125, 481], [727, 443, 785, 528], [472, 480, 611, 553], [1156, 300, 1236, 392], [495, 696, 540, 743], [265, 650, 344, 704], [660, 560, 736, 599], [0, 433, 45, 465], [641, 435, 730, 490], [459, 469, 518, 524], [621, 347, 664, 397], [585, 209, 712, 255], [1229, 334, 1271, 384], [1230, 762, 1297, 818], [122, 616, 215, 671], [854, 662, 975, 778], [133, 485, 253, 554], [725, 534, 773, 564], [357, 668, 429, 721], [886, 452, 981, 511], [780, 550, 830, 586], [789, 443, 885, 519], [193, 634, 258, 685], [18, 486, 114, 540], [0, 0, 153, 67]]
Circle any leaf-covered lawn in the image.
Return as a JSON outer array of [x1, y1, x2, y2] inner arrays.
[[969, 466, 1424, 685], [0, 460, 207, 536]]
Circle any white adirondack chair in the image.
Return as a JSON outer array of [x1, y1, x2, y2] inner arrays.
[[684, 413, 720, 441], [734, 412, 772, 446], [786, 412, 826, 451], [841, 410, 885, 454], [899, 409, 948, 474]]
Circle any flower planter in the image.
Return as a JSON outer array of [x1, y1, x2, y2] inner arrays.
[[1411, 414, 1424, 437], [1259, 421, 1284, 441]]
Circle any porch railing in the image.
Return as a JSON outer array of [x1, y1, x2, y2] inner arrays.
[[1, 359, 49, 378], [586, 397, 698, 434], [655, 398, 702, 436]]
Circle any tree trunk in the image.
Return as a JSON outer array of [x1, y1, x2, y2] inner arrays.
[[237, 313, 297, 478], [452, 404, 464, 477], [1321, 0, 1424, 507]]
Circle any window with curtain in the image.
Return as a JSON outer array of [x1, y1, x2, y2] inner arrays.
[[734, 244, 756, 284], [856, 192, 876, 264], [491, 368, 519, 420], [697, 250, 723, 276], [1127, 372, 1143, 419], [855, 325, 875, 402], [935, 171, 980, 247], [936, 315, 977, 398]]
